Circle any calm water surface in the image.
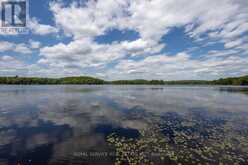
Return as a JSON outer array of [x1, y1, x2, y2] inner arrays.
[[0, 85, 248, 165]]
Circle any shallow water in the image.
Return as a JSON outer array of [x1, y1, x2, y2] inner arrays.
[[0, 85, 248, 165]]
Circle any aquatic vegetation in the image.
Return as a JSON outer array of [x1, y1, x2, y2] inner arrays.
[[107, 111, 248, 165], [107, 127, 173, 165], [1, 86, 248, 164]]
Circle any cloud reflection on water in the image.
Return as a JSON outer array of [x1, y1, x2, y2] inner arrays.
[[0, 86, 248, 164]]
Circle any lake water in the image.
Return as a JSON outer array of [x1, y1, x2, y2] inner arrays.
[[0, 85, 248, 165]]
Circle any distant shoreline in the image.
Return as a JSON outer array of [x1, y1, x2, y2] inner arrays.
[[0, 75, 248, 85], [0, 85, 248, 87]]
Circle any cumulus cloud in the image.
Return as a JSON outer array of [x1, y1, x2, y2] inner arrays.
[[39, 37, 165, 71], [50, 0, 129, 39], [29, 40, 42, 49], [0, 41, 32, 54], [0, 56, 26, 75], [104, 52, 248, 80], [35, 0, 248, 79], [50, 0, 247, 41], [0, 42, 14, 52], [0, 55, 61, 77], [14, 44, 32, 54], [2, 0, 248, 79], [29, 18, 58, 35]]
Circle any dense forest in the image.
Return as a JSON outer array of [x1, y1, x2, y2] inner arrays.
[[0, 75, 248, 85], [0, 76, 105, 85], [112, 76, 248, 85], [211, 76, 248, 85]]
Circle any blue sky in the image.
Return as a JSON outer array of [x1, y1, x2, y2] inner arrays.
[[0, 0, 248, 80]]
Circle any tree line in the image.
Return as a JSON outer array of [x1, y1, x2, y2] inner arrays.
[[0, 75, 247, 85], [0, 76, 105, 85], [111, 76, 248, 85]]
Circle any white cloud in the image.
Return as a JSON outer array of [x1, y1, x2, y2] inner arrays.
[[35, 0, 248, 79], [2, 0, 247, 79], [224, 39, 244, 49], [39, 36, 166, 72], [0, 41, 32, 54], [0, 56, 26, 75], [207, 49, 241, 58], [40, 39, 122, 69], [29, 18, 58, 35], [15, 44, 32, 54], [50, 0, 129, 39], [1, 55, 15, 61], [0, 42, 14, 52], [50, 0, 247, 41], [122, 39, 148, 52], [106, 52, 248, 80], [120, 39, 164, 56], [29, 40, 42, 49]]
